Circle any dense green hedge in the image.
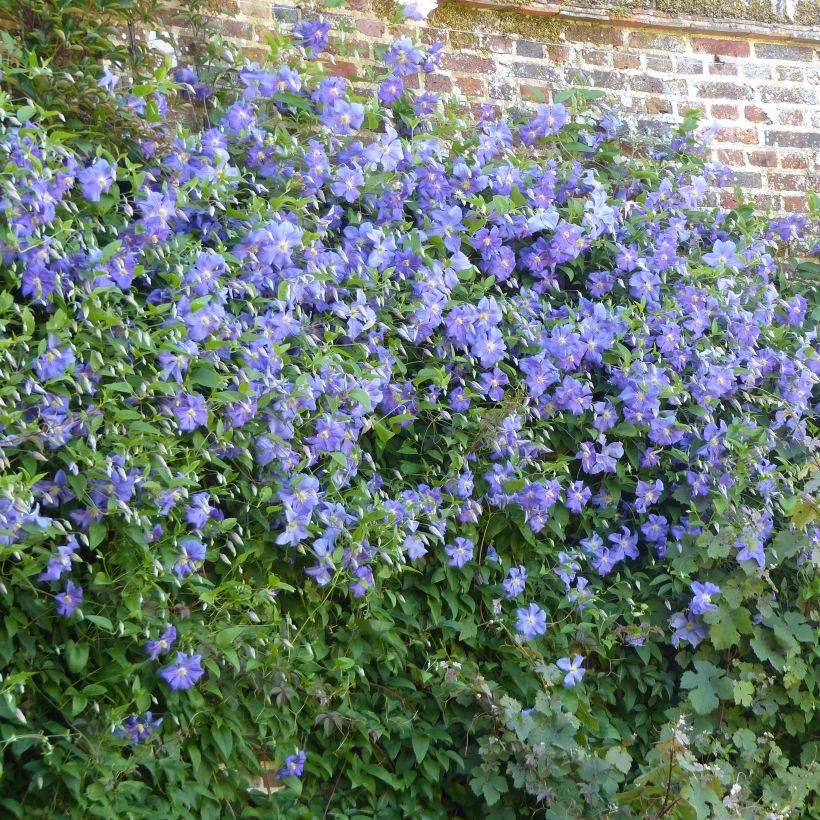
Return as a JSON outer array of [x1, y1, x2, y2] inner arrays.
[[0, 5, 819, 818]]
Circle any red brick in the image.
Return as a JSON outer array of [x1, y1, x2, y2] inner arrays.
[[485, 36, 513, 54], [784, 195, 808, 212], [691, 38, 751, 58], [425, 73, 452, 94], [770, 174, 807, 192], [711, 104, 738, 119], [355, 18, 384, 37], [778, 109, 804, 126], [748, 150, 777, 167], [327, 60, 358, 79], [715, 127, 759, 144], [717, 149, 744, 165], [548, 46, 572, 63], [520, 84, 551, 103], [564, 24, 624, 46], [744, 105, 771, 124], [720, 191, 739, 208], [781, 153, 808, 170], [441, 54, 494, 73], [456, 77, 484, 96]]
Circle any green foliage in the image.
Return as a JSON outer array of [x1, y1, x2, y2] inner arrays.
[[0, 12, 818, 820]]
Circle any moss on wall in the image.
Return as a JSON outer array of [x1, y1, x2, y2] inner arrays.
[[445, 0, 820, 27], [429, 1, 565, 40]]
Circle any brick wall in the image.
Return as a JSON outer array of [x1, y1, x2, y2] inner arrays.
[[165, 0, 820, 213]]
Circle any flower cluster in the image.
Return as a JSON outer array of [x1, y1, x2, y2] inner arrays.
[[0, 18, 817, 813]]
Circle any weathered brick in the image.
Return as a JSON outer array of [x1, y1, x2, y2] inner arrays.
[[770, 173, 807, 192], [663, 79, 688, 96], [585, 70, 625, 91], [696, 82, 753, 100], [709, 61, 738, 76], [516, 40, 543, 58], [732, 171, 763, 188], [715, 127, 759, 144], [626, 32, 686, 52], [424, 73, 452, 94], [717, 148, 745, 165], [748, 150, 777, 167], [778, 109, 804, 126], [219, 19, 254, 39], [613, 53, 640, 70], [765, 131, 820, 149], [511, 62, 563, 83], [691, 37, 751, 57], [564, 24, 624, 46], [628, 75, 663, 93], [271, 4, 298, 23], [744, 105, 772, 124], [441, 54, 495, 73], [520, 84, 551, 103], [646, 55, 673, 72], [784, 195, 808, 213], [761, 86, 816, 105], [720, 191, 739, 208], [484, 36, 513, 54], [742, 64, 772, 80], [781, 153, 808, 170], [645, 96, 673, 114], [675, 56, 705, 75], [711, 103, 738, 119], [776, 66, 805, 83], [487, 80, 517, 101], [754, 42, 813, 61], [581, 49, 611, 67], [456, 77, 485, 96], [354, 18, 384, 37], [547, 46, 572, 63]]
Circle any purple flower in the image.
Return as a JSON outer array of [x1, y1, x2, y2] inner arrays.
[[702, 239, 743, 269], [173, 539, 206, 578], [34, 335, 75, 381], [515, 603, 547, 640], [634, 479, 663, 513], [670, 612, 707, 648], [502, 566, 527, 599], [55, 581, 83, 617], [78, 158, 116, 202], [556, 654, 585, 687], [115, 712, 162, 744], [145, 626, 177, 660], [173, 391, 208, 432], [445, 537, 473, 568], [690, 581, 720, 615], [38, 536, 78, 582], [160, 652, 205, 691], [278, 749, 306, 778]]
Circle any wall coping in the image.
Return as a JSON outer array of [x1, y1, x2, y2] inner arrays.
[[455, 0, 820, 43]]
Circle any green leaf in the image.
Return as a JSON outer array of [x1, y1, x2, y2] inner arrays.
[[412, 732, 430, 764], [680, 660, 732, 714]]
